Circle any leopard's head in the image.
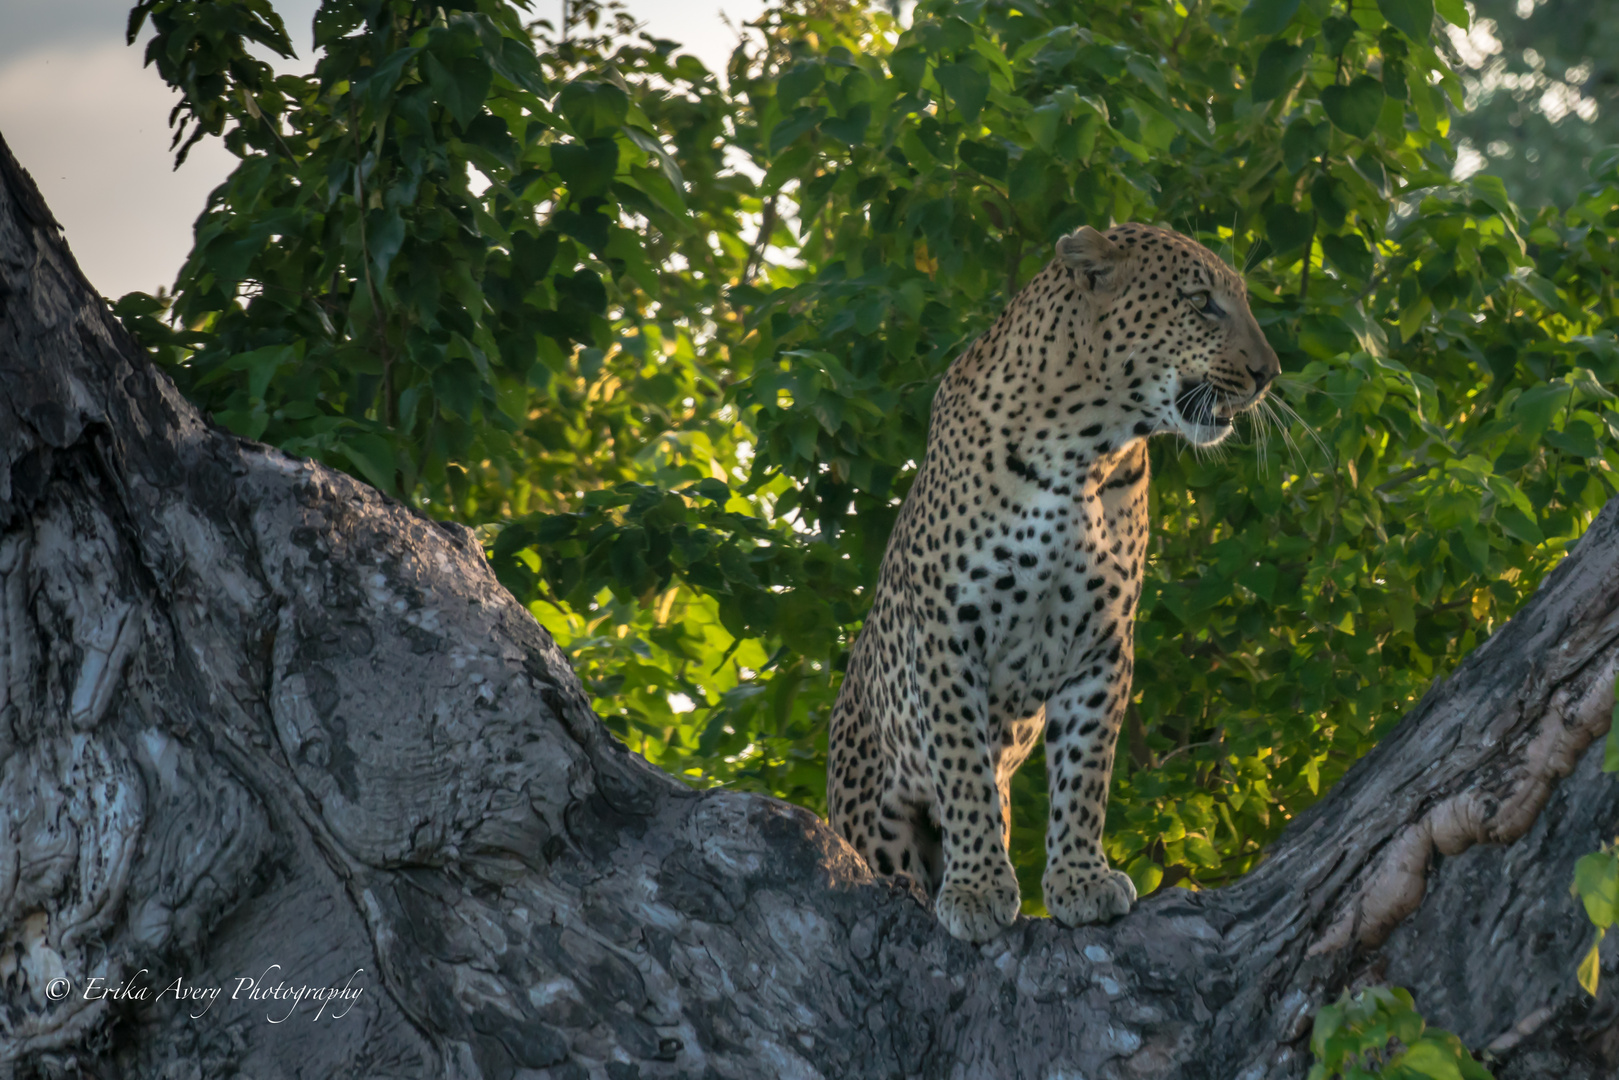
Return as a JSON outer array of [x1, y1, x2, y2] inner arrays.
[[1057, 222, 1281, 448]]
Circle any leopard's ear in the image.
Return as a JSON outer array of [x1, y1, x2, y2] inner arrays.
[[1056, 226, 1124, 292]]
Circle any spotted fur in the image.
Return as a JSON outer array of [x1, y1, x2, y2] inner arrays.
[[827, 223, 1281, 942]]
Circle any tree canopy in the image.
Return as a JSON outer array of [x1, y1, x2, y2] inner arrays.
[[1446, 0, 1619, 209], [117, 0, 1619, 918]]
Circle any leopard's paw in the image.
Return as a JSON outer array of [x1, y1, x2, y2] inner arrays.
[[934, 874, 1020, 943], [1043, 862, 1136, 927]]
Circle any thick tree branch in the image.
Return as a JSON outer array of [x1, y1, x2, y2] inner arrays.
[[1, 129, 1616, 1079]]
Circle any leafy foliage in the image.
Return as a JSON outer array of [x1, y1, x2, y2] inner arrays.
[[1308, 987, 1492, 1080], [117, 0, 1619, 911]]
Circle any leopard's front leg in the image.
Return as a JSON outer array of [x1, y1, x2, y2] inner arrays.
[[926, 655, 1021, 943], [1040, 638, 1137, 926]]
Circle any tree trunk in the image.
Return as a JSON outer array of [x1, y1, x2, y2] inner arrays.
[[1, 132, 1616, 1080]]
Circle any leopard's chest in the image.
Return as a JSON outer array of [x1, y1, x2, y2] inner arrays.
[[931, 478, 1138, 704]]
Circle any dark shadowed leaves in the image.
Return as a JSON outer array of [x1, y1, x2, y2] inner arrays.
[[1252, 39, 1312, 103], [1265, 203, 1314, 253], [935, 63, 990, 122], [1321, 232, 1373, 279], [958, 138, 1009, 178], [1239, 0, 1303, 37], [1377, 0, 1434, 42], [552, 139, 619, 196], [558, 80, 629, 138], [1321, 76, 1384, 138], [425, 52, 494, 129]]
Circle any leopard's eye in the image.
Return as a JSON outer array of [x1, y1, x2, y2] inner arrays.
[[1180, 289, 1222, 317]]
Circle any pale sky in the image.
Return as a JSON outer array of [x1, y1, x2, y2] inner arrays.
[[0, 0, 768, 300]]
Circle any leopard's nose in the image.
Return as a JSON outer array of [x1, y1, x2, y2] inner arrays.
[[1247, 364, 1275, 392]]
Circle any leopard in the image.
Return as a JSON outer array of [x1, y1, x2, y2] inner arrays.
[[826, 222, 1280, 943]]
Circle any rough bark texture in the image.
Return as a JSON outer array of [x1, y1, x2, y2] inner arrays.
[[1, 129, 1617, 1080]]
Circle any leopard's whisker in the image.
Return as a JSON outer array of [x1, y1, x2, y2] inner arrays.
[[1268, 389, 1329, 460], [1181, 383, 1211, 464], [1259, 398, 1302, 473], [1191, 383, 1230, 465], [1249, 403, 1271, 474], [1271, 399, 1307, 464]]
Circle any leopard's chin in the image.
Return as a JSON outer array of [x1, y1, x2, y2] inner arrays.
[[1173, 380, 1236, 446], [1180, 417, 1234, 447]]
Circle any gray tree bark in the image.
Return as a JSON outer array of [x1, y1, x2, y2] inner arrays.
[[0, 130, 1616, 1080]]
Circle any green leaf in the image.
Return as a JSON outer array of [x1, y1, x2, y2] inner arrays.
[[424, 52, 493, 129], [1515, 270, 1564, 313], [1394, 1040, 1466, 1080], [823, 103, 873, 145], [958, 138, 1008, 179], [491, 35, 549, 96], [1239, 0, 1304, 37], [1434, 0, 1469, 27], [1511, 383, 1572, 435], [1575, 852, 1619, 927], [916, 15, 974, 55], [1544, 423, 1600, 459], [768, 106, 827, 153], [1321, 232, 1374, 280], [558, 80, 629, 138], [245, 344, 291, 402], [760, 141, 815, 195], [777, 589, 837, 656], [689, 478, 732, 503], [1026, 104, 1062, 152], [622, 125, 687, 191], [1297, 314, 1357, 359], [1377, 0, 1435, 42], [1469, 174, 1518, 223], [1126, 856, 1164, 895], [1320, 76, 1385, 138], [511, 230, 559, 281], [553, 205, 610, 251], [358, 45, 422, 111], [1252, 39, 1311, 103], [889, 46, 926, 88], [339, 433, 397, 493], [1322, 15, 1357, 56], [1282, 118, 1331, 172], [777, 62, 823, 108], [935, 63, 990, 122], [609, 527, 652, 595], [1238, 563, 1279, 601], [1493, 505, 1544, 546], [622, 165, 688, 218], [366, 209, 405, 277], [1265, 203, 1314, 253], [1182, 834, 1221, 868], [432, 360, 481, 421], [551, 138, 620, 196], [1310, 174, 1349, 230], [1382, 49, 1409, 99]]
